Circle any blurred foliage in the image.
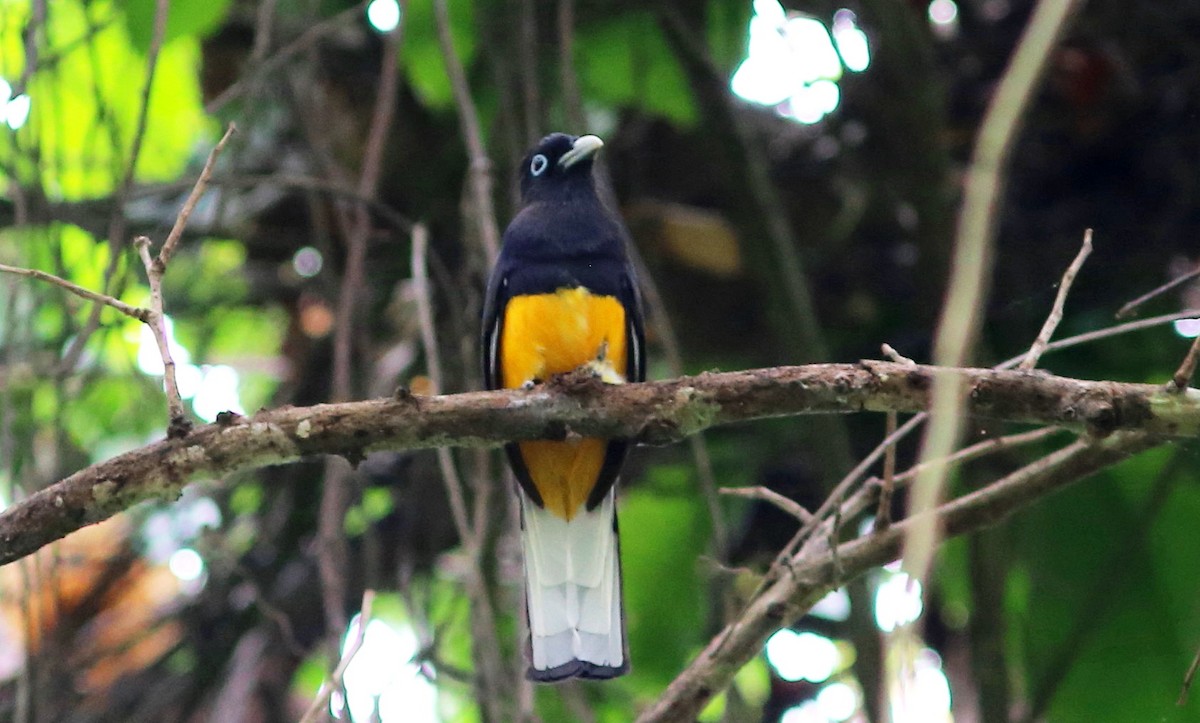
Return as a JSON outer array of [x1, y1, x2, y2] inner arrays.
[[575, 11, 697, 126], [402, 0, 478, 109], [2, 0, 1200, 721], [1, 0, 209, 197]]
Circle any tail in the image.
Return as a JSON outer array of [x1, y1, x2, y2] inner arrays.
[[519, 486, 628, 681]]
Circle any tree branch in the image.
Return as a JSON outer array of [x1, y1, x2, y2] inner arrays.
[[636, 430, 1159, 722], [905, 0, 1085, 586], [0, 263, 148, 321], [0, 362, 1195, 566], [1020, 229, 1093, 371], [435, 0, 501, 265]]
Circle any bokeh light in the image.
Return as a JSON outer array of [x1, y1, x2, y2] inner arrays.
[[0, 77, 31, 130], [928, 0, 959, 25], [5, 93, 30, 130], [890, 648, 953, 723], [810, 587, 851, 622], [1173, 318, 1200, 338], [927, 0, 960, 38], [731, 1, 871, 125], [781, 701, 826, 723], [816, 681, 860, 721], [137, 316, 246, 422], [168, 547, 205, 582], [766, 629, 840, 683], [137, 315, 191, 376], [191, 365, 246, 422], [366, 0, 402, 33], [874, 566, 924, 632], [333, 614, 438, 722], [832, 10, 871, 72], [293, 246, 323, 278]]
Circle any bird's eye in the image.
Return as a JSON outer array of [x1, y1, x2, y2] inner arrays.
[[530, 154, 549, 176]]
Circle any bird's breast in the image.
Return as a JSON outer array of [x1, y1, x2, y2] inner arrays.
[[500, 286, 627, 389], [500, 287, 628, 520]]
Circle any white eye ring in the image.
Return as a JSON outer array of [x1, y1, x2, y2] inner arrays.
[[530, 154, 549, 176]]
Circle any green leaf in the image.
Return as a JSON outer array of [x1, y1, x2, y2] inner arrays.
[[362, 486, 395, 522], [734, 655, 772, 707], [64, 374, 161, 451], [574, 11, 696, 126], [121, 0, 233, 53], [292, 654, 327, 698], [0, 0, 210, 198], [1010, 449, 1199, 721], [706, 0, 753, 72], [402, 0, 476, 109], [229, 483, 263, 516], [621, 464, 711, 690]]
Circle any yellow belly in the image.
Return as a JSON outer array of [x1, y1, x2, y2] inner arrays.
[[500, 287, 627, 520]]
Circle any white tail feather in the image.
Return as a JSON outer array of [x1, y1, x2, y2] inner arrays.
[[521, 487, 624, 676]]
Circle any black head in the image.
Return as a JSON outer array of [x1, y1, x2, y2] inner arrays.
[[518, 132, 604, 203]]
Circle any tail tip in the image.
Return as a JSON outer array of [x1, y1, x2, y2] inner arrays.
[[526, 659, 630, 683]]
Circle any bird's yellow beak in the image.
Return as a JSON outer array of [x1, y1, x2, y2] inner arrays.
[[558, 135, 604, 169]]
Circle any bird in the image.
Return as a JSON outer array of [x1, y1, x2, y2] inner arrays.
[[481, 132, 645, 682]]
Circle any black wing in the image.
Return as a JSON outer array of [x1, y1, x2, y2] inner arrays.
[[481, 261, 508, 392], [482, 261, 549, 507]]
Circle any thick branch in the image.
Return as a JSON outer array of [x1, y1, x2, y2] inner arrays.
[[1, 362, 1196, 565]]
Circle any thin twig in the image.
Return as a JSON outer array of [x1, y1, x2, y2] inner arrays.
[[129, 124, 237, 438], [1180, 644, 1200, 706], [637, 431, 1157, 723], [518, 0, 541, 146], [876, 345, 916, 531], [881, 343, 916, 365], [782, 416, 926, 561], [720, 486, 813, 523], [132, 173, 415, 233], [720, 304, 1200, 584], [412, 225, 508, 722], [1020, 229, 1094, 371], [0, 264, 148, 321], [120, 0, 169, 220], [1117, 264, 1200, 319], [299, 589, 376, 723], [859, 427, 1063, 512], [250, 0, 280, 62], [557, 0, 585, 131], [875, 411, 899, 532], [904, 0, 1084, 587], [434, 0, 501, 265], [134, 237, 190, 437], [330, 27, 399, 403], [157, 123, 237, 269], [17, 0, 45, 93], [205, 3, 367, 114], [433, 5, 512, 714], [317, 459, 353, 649], [411, 225, 472, 542], [235, 564, 307, 658], [1001, 308, 1200, 368], [1169, 334, 1200, 393], [317, 23, 401, 661]]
